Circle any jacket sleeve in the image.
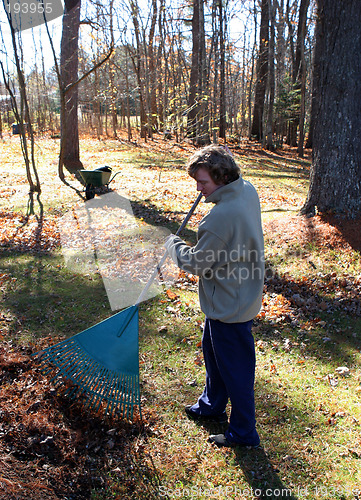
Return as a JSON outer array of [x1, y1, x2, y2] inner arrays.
[[164, 230, 228, 277]]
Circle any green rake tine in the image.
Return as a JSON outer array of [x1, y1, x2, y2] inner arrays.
[[90, 367, 115, 410], [113, 373, 127, 417], [85, 366, 109, 409], [128, 376, 135, 420], [125, 375, 133, 420], [103, 371, 118, 415], [57, 351, 96, 389], [120, 375, 129, 418], [131, 376, 139, 419], [129, 376, 136, 419], [131, 376, 138, 419], [94, 369, 116, 413], [64, 358, 101, 398], [73, 352, 103, 383], [110, 372, 124, 416], [112, 374, 127, 416], [108, 372, 125, 416], [48, 342, 82, 374], [71, 356, 99, 386], [109, 373, 125, 416]]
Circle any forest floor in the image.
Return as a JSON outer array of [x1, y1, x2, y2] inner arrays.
[[0, 131, 360, 499]]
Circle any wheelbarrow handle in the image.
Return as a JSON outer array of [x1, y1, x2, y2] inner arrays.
[[108, 171, 122, 184], [135, 192, 203, 306]]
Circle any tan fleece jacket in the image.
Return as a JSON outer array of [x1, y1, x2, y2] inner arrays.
[[165, 176, 264, 323]]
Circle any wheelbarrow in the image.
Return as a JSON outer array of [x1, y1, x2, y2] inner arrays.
[[79, 166, 121, 200]]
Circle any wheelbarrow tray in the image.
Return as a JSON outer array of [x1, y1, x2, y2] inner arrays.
[[79, 169, 111, 187]]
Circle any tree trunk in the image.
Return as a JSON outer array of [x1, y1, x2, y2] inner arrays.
[[60, 0, 83, 174], [187, 0, 201, 139], [218, 0, 226, 140], [301, 0, 361, 218], [287, 0, 310, 147], [148, 0, 158, 132], [265, 0, 276, 150], [275, 0, 286, 145], [129, 0, 148, 139], [251, 0, 269, 141], [248, 2, 258, 138], [187, 0, 209, 144]]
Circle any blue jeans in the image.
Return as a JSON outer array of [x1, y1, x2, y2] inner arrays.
[[190, 318, 260, 446]]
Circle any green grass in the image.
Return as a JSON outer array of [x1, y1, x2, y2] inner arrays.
[[1, 136, 360, 499]]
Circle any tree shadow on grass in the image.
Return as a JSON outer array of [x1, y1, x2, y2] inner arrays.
[[317, 214, 361, 252], [0, 248, 110, 341], [261, 261, 361, 368], [189, 419, 298, 499], [130, 198, 199, 243], [233, 447, 298, 500]]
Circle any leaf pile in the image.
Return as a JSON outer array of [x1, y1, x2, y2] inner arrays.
[[264, 213, 361, 253], [0, 340, 161, 500]]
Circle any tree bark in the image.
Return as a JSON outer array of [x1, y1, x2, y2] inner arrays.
[[218, 0, 226, 140], [129, 0, 148, 139], [251, 0, 269, 141], [287, 0, 309, 147], [60, 0, 83, 173], [148, 0, 158, 132], [265, 0, 276, 150], [187, 0, 210, 144], [301, 0, 361, 218]]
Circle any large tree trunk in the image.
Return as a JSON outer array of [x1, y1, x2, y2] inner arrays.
[[60, 0, 83, 174], [301, 0, 361, 219], [251, 0, 269, 141]]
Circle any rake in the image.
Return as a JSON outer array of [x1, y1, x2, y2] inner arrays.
[[35, 193, 202, 419]]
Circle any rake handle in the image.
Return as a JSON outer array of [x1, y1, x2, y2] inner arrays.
[[135, 192, 203, 306]]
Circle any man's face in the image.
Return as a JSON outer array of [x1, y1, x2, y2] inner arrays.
[[195, 167, 224, 198]]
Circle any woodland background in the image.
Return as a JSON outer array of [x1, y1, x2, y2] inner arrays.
[[0, 0, 361, 498]]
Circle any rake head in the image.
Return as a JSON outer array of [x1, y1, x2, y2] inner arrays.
[[34, 306, 141, 420]]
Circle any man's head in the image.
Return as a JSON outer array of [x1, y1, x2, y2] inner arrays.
[[187, 144, 241, 187]]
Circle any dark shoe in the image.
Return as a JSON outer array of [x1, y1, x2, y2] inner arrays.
[[185, 405, 228, 424], [208, 433, 260, 449]]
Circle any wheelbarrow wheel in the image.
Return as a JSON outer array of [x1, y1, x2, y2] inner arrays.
[[85, 183, 95, 200]]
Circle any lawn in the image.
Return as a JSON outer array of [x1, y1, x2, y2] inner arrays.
[[0, 132, 360, 500]]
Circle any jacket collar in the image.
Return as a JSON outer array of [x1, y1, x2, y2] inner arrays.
[[204, 176, 244, 204]]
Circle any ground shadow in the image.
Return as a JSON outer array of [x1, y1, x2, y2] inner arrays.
[[232, 447, 299, 499], [317, 214, 361, 252], [179, 399, 303, 499]]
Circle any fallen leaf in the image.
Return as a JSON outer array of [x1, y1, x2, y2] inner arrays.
[[166, 289, 179, 301]]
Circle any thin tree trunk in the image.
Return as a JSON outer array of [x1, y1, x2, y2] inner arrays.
[[266, 0, 276, 150], [219, 0, 226, 140], [187, 0, 201, 139], [251, 0, 269, 141]]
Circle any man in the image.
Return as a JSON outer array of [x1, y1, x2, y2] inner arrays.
[[165, 144, 264, 448]]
